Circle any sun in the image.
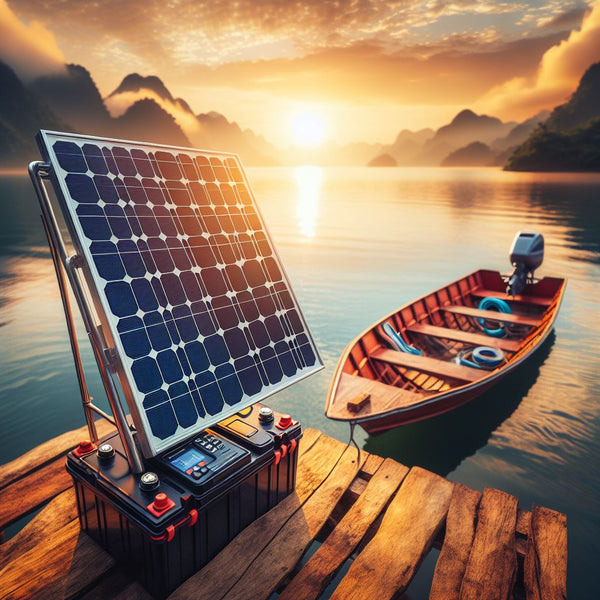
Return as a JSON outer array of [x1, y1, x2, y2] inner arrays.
[[292, 111, 326, 147]]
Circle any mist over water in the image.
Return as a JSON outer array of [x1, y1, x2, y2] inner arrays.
[[1, 167, 599, 598]]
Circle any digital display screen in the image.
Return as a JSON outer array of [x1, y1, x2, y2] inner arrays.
[[169, 447, 211, 473]]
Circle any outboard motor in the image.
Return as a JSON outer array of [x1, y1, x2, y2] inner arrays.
[[507, 232, 544, 296]]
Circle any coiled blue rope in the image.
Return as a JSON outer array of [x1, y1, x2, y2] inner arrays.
[[381, 322, 423, 355], [477, 297, 512, 337], [456, 346, 505, 369]]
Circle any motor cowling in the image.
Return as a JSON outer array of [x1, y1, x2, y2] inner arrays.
[[507, 232, 544, 296]]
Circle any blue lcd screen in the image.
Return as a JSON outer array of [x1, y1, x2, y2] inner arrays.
[[169, 447, 210, 473]]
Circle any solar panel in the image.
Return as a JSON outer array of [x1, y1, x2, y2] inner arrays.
[[37, 131, 322, 456]]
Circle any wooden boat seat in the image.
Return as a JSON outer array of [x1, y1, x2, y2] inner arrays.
[[372, 348, 484, 383], [407, 323, 521, 352], [472, 289, 552, 307], [442, 305, 541, 327]]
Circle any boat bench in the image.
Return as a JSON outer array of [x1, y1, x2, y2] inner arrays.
[[471, 289, 552, 307], [372, 348, 483, 383], [442, 305, 541, 327], [407, 323, 521, 352]]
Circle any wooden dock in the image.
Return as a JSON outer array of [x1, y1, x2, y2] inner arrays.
[[0, 423, 567, 599]]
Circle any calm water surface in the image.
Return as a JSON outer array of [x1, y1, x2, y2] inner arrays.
[[1, 167, 599, 598]]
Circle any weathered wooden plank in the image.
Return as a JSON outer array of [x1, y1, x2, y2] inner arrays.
[[459, 488, 518, 600], [407, 323, 521, 352], [0, 455, 72, 531], [0, 520, 114, 600], [372, 348, 483, 383], [0, 488, 77, 570], [278, 458, 409, 600], [222, 445, 366, 600], [0, 419, 114, 489], [330, 466, 454, 600], [472, 289, 552, 307], [169, 433, 349, 600], [77, 568, 151, 600], [298, 427, 322, 457], [524, 505, 567, 600], [430, 483, 481, 600], [442, 305, 540, 327]]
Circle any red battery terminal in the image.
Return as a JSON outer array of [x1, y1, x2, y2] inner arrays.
[[73, 440, 96, 457], [147, 492, 176, 517], [276, 414, 293, 430]]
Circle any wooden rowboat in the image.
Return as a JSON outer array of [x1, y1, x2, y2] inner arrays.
[[325, 268, 566, 433]]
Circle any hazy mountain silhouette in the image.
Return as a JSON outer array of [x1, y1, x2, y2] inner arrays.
[[506, 62, 600, 171], [114, 98, 190, 147], [491, 110, 551, 152], [441, 141, 495, 166], [107, 74, 278, 164], [30, 64, 112, 133], [0, 61, 69, 165], [107, 72, 194, 116], [368, 153, 398, 167], [370, 109, 517, 166]]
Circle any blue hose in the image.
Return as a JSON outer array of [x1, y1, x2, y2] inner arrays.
[[381, 322, 423, 355], [477, 297, 512, 337]]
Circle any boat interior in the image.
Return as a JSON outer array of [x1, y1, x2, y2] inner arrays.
[[327, 269, 565, 421]]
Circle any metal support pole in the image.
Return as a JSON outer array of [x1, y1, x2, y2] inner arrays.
[[29, 161, 144, 473]]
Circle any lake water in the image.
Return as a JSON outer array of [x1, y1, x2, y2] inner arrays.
[[1, 167, 599, 598]]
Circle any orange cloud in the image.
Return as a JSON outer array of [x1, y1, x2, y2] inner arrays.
[[479, 2, 600, 120], [0, 0, 65, 79]]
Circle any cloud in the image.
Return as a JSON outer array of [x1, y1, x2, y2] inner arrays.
[[479, 2, 600, 120], [0, 0, 65, 80]]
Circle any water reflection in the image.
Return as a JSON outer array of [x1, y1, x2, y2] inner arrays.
[[364, 333, 556, 477], [293, 166, 322, 238]]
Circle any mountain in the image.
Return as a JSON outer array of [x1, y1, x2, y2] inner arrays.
[[505, 119, 600, 171], [368, 153, 397, 167], [115, 99, 190, 147], [194, 111, 278, 165], [30, 64, 112, 133], [545, 62, 600, 132], [491, 110, 551, 152], [380, 128, 434, 165], [506, 62, 600, 171], [107, 74, 279, 165], [107, 73, 194, 116], [416, 109, 515, 165], [430, 109, 514, 148], [441, 142, 495, 167], [370, 110, 517, 166], [0, 61, 68, 165]]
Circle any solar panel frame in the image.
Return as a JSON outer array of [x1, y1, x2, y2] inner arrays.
[[37, 130, 323, 457]]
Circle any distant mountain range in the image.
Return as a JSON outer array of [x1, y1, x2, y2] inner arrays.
[[1, 58, 598, 171], [368, 109, 549, 167], [506, 62, 600, 171]]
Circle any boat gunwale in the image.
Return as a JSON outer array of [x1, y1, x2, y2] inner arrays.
[[324, 269, 567, 423]]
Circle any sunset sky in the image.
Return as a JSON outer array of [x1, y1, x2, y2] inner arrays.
[[2, 0, 600, 146]]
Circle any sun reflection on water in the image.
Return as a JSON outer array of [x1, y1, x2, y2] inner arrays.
[[293, 166, 322, 238]]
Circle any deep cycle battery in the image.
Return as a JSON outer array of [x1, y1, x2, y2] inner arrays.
[[66, 403, 301, 598]]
